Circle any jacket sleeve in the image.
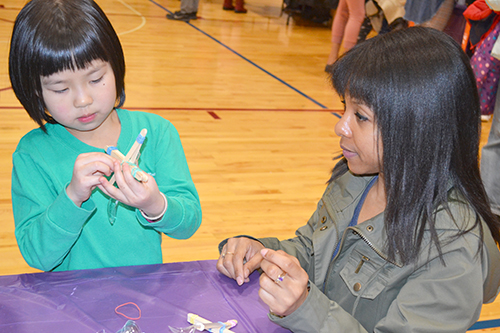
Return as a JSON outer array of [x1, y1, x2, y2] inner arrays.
[[136, 121, 201, 239], [12, 152, 96, 271], [259, 196, 327, 277], [270, 231, 488, 333]]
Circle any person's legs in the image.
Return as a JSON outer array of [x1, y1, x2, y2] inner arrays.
[[223, 0, 235, 10], [180, 0, 199, 14], [167, 0, 199, 21], [327, 0, 348, 66], [342, 0, 366, 50], [234, 0, 247, 13], [420, 0, 454, 31]]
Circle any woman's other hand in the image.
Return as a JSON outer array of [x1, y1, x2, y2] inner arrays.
[[216, 237, 265, 286]]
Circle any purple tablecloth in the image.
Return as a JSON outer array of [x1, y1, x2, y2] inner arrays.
[[0, 260, 290, 333]]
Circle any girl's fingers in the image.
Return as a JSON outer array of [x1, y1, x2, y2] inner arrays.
[[115, 162, 139, 187], [98, 176, 123, 200], [75, 153, 116, 171]]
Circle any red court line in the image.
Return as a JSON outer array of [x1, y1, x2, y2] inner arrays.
[[129, 106, 341, 113], [0, 106, 343, 118], [207, 111, 220, 119]]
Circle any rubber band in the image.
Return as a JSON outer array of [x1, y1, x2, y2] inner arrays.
[[136, 133, 146, 144], [119, 161, 148, 182], [218, 321, 226, 333], [123, 161, 142, 178], [115, 302, 141, 320], [106, 146, 118, 155]]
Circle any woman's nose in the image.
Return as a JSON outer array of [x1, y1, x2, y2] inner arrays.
[[334, 113, 351, 137]]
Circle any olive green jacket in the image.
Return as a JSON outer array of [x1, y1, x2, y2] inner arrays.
[[259, 169, 500, 332]]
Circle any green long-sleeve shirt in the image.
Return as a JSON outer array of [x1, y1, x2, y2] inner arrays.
[[12, 109, 201, 271]]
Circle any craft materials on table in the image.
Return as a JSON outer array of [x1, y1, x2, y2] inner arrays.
[[169, 313, 238, 333], [105, 128, 148, 225]]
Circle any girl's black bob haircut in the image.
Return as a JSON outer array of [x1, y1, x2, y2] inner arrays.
[[330, 27, 500, 264], [9, 0, 126, 131]]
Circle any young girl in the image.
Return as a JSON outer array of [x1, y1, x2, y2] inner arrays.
[[217, 27, 500, 332], [9, 0, 202, 272]]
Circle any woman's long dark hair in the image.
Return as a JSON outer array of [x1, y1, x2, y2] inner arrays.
[[330, 27, 500, 264]]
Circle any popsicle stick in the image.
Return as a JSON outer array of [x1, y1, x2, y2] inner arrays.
[[105, 147, 149, 184], [125, 128, 147, 164], [187, 313, 237, 333]]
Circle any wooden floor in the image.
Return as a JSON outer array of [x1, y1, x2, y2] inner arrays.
[[0, 0, 498, 331]]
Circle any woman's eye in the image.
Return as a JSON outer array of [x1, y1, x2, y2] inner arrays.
[[53, 88, 68, 94], [340, 100, 346, 114], [355, 112, 368, 121]]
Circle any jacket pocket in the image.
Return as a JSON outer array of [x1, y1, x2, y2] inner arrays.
[[339, 248, 387, 299]]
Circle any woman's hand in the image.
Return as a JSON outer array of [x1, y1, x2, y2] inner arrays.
[[216, 237, 265, 286], [98, 160, 165, 217], [66, 153, 115, 207], [259, 248, 309, 317]]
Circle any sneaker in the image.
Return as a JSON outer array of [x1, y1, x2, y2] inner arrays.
[[166, 11, 197, 21]]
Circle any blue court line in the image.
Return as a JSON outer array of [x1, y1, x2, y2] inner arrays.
[[149, 0, 329, 110], [469, 318, 500, 330]]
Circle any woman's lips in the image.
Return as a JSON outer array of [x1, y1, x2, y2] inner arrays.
[[341, 146, 357, 159]]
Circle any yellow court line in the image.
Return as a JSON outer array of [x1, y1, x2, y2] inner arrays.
[[117, 0, 146, 35]]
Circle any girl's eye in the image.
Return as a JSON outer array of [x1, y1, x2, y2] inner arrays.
[[53, 88, 68, 94], [91, 76, 103, 84], [355, 112, 369, 121]]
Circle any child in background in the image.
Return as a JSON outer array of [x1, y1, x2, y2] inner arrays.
[[9, 0, 202, 272]]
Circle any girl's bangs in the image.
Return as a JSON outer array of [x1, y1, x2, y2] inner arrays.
[[37, 36, 107, 77]]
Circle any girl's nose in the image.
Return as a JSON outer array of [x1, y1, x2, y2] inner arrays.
[[334, 113, 351, 137], [74, 87, 93, 108]]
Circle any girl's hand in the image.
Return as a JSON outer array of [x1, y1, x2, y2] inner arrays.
[[66, 153, 115, 207], [216, 237, 265, 286], [259, 248, 309, 317], [98, 161, 165, 216]]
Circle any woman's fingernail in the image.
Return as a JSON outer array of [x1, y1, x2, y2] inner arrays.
[[237, 276, 243, 286], [261, 248, 269, 257]]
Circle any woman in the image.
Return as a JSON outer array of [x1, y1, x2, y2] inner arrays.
[[217, 27, 500, 332]]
